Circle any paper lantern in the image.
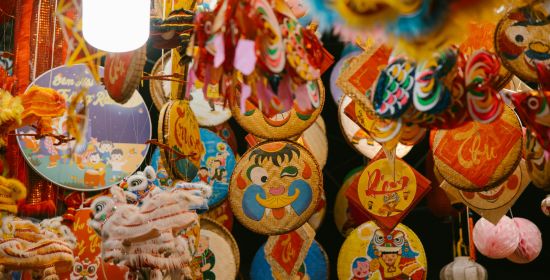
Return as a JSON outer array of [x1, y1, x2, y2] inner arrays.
[[473, 216, 519, 259], [440, 257, 487, 280], [541, 195, 550, 216], [83, 0, 150, 52], [507, 218, 542, 264]]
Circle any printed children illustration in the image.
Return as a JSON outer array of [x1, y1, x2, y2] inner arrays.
[[109, 148, 127, 182], [199, 235, 216, 280], [14, 64, 152, 191], [84, 152, 106, 187], [198, 167, 209, 184], [350, 257, 371, 280], [199, 142, 230, 186], [351, 229, 425, 280], [96, 140, 115, 164]]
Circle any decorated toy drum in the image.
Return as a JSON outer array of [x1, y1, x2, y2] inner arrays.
[[495, 2, 550, 83], [104, 46, 147, 104], [339, 95, 413, 159], [338, 221, 427, 280], [16, 64, 151, 191], [197, 217, 240, 280], [432, 106, 522, 191], [192, 128, 236, 208], [250, 240, 329, 280], [150, 51, 232, 126], [158, 99, 205, 182], [231, 80, 325, 140], [229, 140, 322, 235], [354, 157, 431, 231], [441, 160, 530, 224]]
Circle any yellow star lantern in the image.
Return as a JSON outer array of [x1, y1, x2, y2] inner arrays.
[[56, 0, 104, 82]]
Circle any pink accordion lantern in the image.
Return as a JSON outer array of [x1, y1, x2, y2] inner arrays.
[[507, 218, 542, 264], [473, 216, 519, 259]]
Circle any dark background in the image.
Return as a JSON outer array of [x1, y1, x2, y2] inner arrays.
[[140, 33, 550, 279]]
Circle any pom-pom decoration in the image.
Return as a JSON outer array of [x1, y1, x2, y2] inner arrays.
[[472, 216, 519, 259], [506, 218, 543, 264]]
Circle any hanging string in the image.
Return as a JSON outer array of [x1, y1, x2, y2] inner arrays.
[[509, 208, 514, 219]]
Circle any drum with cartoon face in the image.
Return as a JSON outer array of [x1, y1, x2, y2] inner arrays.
[[495, 2, 550, 83], [229, 141, 322, 235], [231, 80, 324, 140]]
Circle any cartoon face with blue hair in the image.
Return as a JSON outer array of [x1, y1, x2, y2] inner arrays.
[[232, 141, 321, 234]]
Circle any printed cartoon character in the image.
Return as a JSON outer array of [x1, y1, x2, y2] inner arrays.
[[70, 256, 99, 280], [84, 152, 106, 187], [351, 257, 370, 280], [198, 235, 216, 280], [44, 136, 60, 168], [198, 167, 210, 184], [366, 229, 425, 280], [20, 130, 40, 156], [209, 159, 224, 183], [378, 192, 404, 216], [96, 140, 114, 164], [216, 143, 229, 167], [239, 143, 314, 221], [496, 2, 550, 82], [109, 148, 127, 182]]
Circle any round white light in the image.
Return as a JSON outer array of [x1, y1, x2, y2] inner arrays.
[[83, 0, 150, 52]]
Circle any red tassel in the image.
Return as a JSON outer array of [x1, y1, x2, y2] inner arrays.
[[18, 179, 57, 217], [62, 192, 83, 223]]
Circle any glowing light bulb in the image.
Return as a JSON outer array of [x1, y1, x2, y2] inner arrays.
[[83, 0, 150, 52]]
